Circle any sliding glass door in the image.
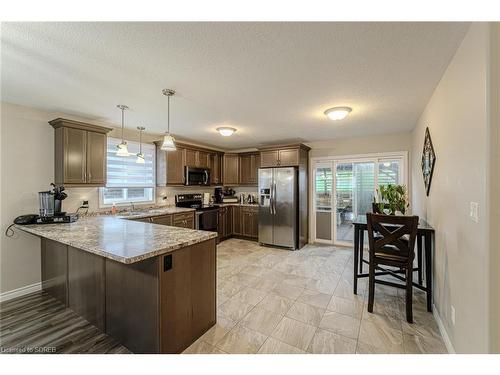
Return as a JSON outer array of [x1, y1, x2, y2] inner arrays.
[[313, 154, 405, 246]]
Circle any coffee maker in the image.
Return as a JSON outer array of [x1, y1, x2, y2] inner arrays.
[[214, 187, 223, 204]]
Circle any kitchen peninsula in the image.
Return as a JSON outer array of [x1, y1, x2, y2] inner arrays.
[[16, 208, 218, 354]]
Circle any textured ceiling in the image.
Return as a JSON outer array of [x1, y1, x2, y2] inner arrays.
[[1, 22, 469, 149]]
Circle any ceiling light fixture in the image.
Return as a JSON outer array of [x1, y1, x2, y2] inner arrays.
[[160, 89, 177, 151], [216, 127, 237, 137], [136, 126, 146, 164], [324, 106, 352, 121], [116, 105, 130, 156]]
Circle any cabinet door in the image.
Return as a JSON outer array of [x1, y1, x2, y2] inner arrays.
[[166, 147, 185, 185], [241, 209, 253, 237], [213, 154, 222, 185], [278, 149, 299, 167], [64, 127, 87, 184], [251, 153, 261, 184], [133, 217, 152, 223], [232, 206, 241, 235], [217, 209, 225, 239], [159, 249, 192, 353], [190, 240, 216, 339], [251, 210, 259, 238], [260, 150, 279, 168], [185, 149, 197, 167], [239, 154, 252, 184], [173, 212, 195, 229], [225, 206, 233, 237], [151, 215, 173, 226], [86, 131, 107, 185], [223, 154, 239, 185], [197, 151, 209, 169]]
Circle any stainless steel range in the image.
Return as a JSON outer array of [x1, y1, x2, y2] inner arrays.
[[175, 193, 218, 231]]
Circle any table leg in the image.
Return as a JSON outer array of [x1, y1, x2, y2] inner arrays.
[[417, 234, 423, 285], [353, 225, 359, 295], [359, 231, 364, 274], [424, 232, 432, 312]]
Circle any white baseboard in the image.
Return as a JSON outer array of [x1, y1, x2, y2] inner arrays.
[[433, 303, 456, 354], [0, 282, 42, 303]]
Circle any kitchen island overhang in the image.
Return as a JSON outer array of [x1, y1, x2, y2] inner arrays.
[[16, 214, 218, 354]]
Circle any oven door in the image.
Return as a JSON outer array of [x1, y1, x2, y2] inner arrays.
[[185, 167, 210, 186], [197, 209, 218, 231]]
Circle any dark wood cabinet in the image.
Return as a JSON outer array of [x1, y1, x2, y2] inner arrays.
[[172, 212, 195, 229], [209, 153, 223, 185], [151, 215, 173, 226], [223, 154, 239, 185], [185, 149, 198, 167], [232, 206, 241, 236], [159, 239, 216, 353], [50, 118, 112, 186], [260, 150, 280, 168], [217, 206, 232, 241], [239, 152, 260, 185], [241, 206, 258, 239], [259, 145, 307, 168]]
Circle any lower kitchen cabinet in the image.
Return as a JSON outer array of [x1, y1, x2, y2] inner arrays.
[[150, 215, 172, 226], [218, 205, 258, 242], [172, 212, 195, 229], [217, 206, 232, 241], [241, 206, 258, 239]]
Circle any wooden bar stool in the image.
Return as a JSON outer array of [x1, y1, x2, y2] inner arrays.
[[366, 213, 419, 323]]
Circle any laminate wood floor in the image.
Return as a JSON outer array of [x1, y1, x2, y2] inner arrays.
[[0, 291, 130, 354]]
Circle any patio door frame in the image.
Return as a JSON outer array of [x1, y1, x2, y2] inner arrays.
[[310, 151, 408, 246]]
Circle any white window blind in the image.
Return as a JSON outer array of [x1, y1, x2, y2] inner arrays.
[[106, 137, 155, 188]]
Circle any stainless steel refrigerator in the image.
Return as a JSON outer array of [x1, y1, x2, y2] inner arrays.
[[258, 167, 298, 249]]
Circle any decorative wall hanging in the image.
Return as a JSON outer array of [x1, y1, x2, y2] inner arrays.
[[421, 127, 436, 196]]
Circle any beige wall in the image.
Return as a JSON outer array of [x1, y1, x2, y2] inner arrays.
[[489, 23, 500, 353], [411, 23, 489, 353], [306, 132, 411, 158]]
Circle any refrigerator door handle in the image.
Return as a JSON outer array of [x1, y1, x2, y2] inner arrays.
[[272, 180, 277, 215]]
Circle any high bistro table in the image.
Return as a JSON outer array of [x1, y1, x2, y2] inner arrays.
[[352, 214, 435, 312]]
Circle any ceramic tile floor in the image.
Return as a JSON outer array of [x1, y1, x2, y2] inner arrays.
[[183, 238, 448, 354]]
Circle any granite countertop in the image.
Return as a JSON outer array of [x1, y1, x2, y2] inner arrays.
[[116, 206, 195, 219], [217, 203, 259, 208], [16, 215, 217, 264]]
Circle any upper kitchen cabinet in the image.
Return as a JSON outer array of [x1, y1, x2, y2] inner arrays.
[[223, 154, 239, 186], [209, 153, 223, 185], [185, 148, 210, 169], [156, 143, 185, 186], [259, 144, 310, 168], [49, 118, 112, 186], [239, 152, 260, 185]]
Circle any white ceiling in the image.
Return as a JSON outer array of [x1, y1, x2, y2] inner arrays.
[[1, 22, 469, 149]]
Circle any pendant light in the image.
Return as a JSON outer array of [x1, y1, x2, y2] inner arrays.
[[160, 89, 177, 151], [116, 104, 130, 156], [136, 126, 146, 164]]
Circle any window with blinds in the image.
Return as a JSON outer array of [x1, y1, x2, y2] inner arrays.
[[99, 137, 156, 206]]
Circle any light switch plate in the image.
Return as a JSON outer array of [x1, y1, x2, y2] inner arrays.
[[470, 202, 479, 223]]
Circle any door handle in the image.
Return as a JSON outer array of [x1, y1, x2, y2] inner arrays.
[[273, 181, 277, 215]]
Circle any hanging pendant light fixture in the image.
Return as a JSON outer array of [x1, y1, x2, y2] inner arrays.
[[136, 126, 146, 164], [160, 89, 177, 151], [116, 104, 130, 156]]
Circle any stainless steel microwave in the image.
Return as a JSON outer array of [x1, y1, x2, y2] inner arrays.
[[185, 166, 211, 186]]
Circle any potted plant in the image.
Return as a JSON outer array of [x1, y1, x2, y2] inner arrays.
[[373, 184, 409, 215]]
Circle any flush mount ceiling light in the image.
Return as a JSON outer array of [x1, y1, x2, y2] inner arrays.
[[136, 126, 146, 164], [324, 106, 352, 121], [216, 127, 237, 137], [116, 105, 130, 156], [160, 89, 177, 151]]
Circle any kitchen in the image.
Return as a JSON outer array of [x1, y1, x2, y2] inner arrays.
[[1, 19, 499, 362]]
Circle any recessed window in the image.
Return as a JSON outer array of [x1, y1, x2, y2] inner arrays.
[[99, 137, 156, 207]]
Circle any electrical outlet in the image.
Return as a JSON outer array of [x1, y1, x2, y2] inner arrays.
[[451, 305, 456, 325], [470, 202, 479, 223]]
